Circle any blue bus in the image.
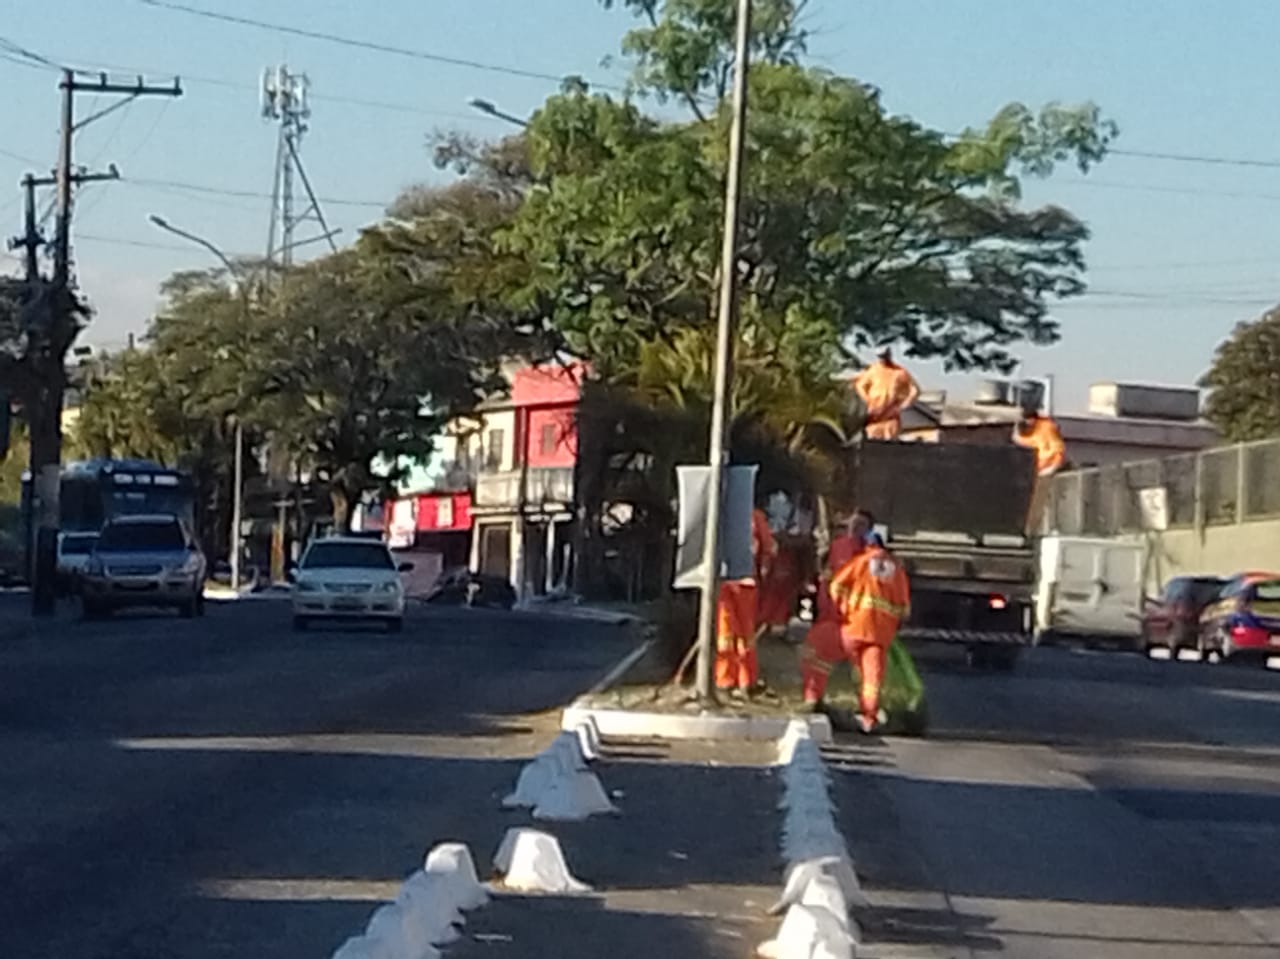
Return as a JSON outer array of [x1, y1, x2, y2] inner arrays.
[[20, 458, 197, 577]]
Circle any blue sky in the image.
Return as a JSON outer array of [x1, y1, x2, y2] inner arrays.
[[3, 0, 1278, 413]]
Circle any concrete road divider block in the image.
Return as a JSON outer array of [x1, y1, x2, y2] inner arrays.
[[367, 901, 446, 957], [575, 720, 603, 761], [396, 873, 463, 947], [533, 768, 619, 821], [424, 842, 489, 911], [799, 873, 858, 942], [331, 934, 403, 959], [502, 753, 560, 809], [493, 827, 592, 894], [551, 731, 589, 771], [778, 858, 868, 912], [757, 904, 853, 959]]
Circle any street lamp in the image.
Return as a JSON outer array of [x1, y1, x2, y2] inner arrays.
[[468, 97, 529, 128], [148, 214, 248, 594]]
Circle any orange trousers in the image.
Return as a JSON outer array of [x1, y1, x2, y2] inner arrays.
[[716, 580, 759, 689], [865, 415, 902, 441], [801, 619, 886, 722]]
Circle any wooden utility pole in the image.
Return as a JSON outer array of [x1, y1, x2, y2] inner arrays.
[[27, 69, 181, 615]]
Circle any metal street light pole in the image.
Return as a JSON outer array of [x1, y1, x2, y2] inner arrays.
[[148, 214, 247, 594], [467, 97, 529, 128], [694, 0, 753, 702]]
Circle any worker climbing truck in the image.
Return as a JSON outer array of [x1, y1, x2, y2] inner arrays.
[[837, 440, 1039, 670]]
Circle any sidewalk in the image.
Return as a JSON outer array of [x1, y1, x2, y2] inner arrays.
[[451, 739, 781, 959]]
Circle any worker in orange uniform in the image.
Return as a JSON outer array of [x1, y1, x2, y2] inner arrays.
[[801, 510, 911, 733], [852, 347, 921, 440], [1012, 394, 1066, 533], [800, 510, 871, 709], [716, 507, 776, 697]]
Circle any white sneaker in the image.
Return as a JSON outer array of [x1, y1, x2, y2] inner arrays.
[[857, 714, 876, 735]]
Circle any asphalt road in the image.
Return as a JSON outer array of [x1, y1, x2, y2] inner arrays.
[[0, 597, 638, 959], [838, 645, 1280, 958]]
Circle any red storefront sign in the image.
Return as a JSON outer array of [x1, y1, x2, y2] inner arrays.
[[414, 492, 472, 531]]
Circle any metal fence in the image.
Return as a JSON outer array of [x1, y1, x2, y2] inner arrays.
[[1047, 437, 1280, 535]]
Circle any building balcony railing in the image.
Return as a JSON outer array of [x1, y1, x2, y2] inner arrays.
[[475, 466, 574, 510]]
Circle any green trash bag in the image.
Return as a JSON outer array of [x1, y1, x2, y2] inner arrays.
[[821, 637, 929, 737]]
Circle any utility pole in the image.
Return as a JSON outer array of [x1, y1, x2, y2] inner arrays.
[[694, 0, 754, 702], [27, 69, 181, 615]]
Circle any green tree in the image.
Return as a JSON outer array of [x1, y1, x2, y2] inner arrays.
[[242, 249, 513, 529], [1200, 307, 1280, 441]]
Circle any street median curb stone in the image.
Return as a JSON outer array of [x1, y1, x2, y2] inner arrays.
[[560, 703, 833, 743]]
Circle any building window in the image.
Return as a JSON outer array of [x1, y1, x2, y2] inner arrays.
[[485, 429, 504, 471], [540, 423, 558, 455]]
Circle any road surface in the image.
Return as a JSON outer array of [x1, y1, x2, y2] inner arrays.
[[4, 595, 1280, 958], [839, 645, 1280, 958], [0, 598, 639, 958]]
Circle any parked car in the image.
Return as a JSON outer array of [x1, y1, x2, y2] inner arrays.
[[56, 531, 99, 596], [423, 567, 516, 610], [1198, 572, 1280, 662], [292, 536, 412, 632], [80, 514, 207, 619], [1140, 575, 1226, 654]]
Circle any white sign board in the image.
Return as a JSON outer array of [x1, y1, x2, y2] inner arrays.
[[1138, 487, 1169, 532], [673, 465, 757, 589]]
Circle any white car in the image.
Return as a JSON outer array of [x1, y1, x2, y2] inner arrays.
[[291, 536, 411, 632]]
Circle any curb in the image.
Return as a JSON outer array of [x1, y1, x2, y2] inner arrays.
[[561, 704, 833, 743]]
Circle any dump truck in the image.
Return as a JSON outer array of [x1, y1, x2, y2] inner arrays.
[[836, 440, 1039, 670]]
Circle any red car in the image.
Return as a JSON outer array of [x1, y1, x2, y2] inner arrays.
[[1141, 576, 1225, 654], [1198, 572, 1280, 662]]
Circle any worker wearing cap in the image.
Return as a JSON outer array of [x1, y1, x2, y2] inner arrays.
[[1012, 394, 1066, 533], [852, 347, 921, 441], [801, 510, 909, 733]]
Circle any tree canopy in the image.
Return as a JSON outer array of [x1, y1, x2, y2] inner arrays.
[[1201, 308, 1280, 442]]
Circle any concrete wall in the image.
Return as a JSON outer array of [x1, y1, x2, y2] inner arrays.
[[1121, 520, 1280, 594]]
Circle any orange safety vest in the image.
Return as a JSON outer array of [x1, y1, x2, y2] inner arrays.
[[1013, 415, 1066, 474], [830, 544, 911, 646], [853, 361, 918, 422]]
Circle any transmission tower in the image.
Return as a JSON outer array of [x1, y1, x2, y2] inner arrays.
[[261, 64, 336, 268]]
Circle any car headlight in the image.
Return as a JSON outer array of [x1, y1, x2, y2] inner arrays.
[[296, 581, 319, 593], [377, 581, 401, 594]]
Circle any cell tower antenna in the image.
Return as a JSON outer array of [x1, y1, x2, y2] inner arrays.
[[261, 64, 336, 270]]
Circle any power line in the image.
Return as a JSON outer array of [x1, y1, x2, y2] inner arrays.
[[1109, 147, 1280, 170], [135, 0, 619, 90], [124, 175, 387, 209]]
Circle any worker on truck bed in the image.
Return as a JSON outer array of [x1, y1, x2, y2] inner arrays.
[[1013, 393, 1066, 533], [852, 347, 920, 440], [801, 509, 911, 734]]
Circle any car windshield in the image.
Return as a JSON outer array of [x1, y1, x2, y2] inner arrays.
[[1251, 580, 1280, 602], [302, 542, 394, 570], [61, 535, 98, 555], [1167, 578, 1222, 605], [97, 521, 184, 552]]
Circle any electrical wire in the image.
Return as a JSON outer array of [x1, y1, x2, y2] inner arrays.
[[135, 0, 621, 90], [124, 175, 387, 209]]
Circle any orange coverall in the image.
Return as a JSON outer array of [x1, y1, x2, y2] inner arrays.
[[802, 544, 910, 724], [716, 509, 776, 690], [1012, 415, 1066, 476], [852, 360, 920, 440]]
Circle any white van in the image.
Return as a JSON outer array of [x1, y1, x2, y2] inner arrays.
[[1035, 536, 1145, 647]]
